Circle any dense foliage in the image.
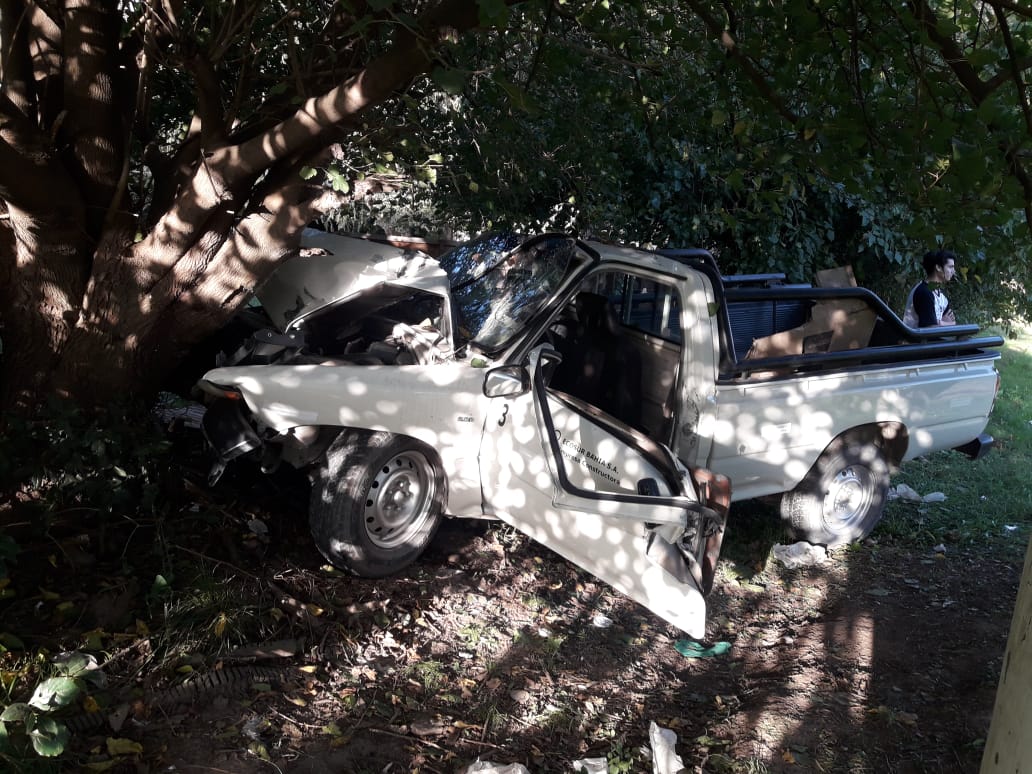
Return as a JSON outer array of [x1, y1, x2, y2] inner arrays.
[[327, 1, 1032, 323]]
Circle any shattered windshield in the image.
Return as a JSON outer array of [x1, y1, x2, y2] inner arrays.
[[439, 234, 581, 351]]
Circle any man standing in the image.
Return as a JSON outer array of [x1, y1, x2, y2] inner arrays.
[[903, 250, 957, 327]]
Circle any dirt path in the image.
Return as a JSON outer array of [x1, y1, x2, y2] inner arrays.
[[115, 517, 1018, 774]]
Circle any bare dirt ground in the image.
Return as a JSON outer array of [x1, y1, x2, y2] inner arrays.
[[1, 466, 1021, 774]]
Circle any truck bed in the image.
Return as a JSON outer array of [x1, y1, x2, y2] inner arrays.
[[719, 285, 1003, 382]]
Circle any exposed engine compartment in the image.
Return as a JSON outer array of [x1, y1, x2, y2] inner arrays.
[[218, 285, 453, 369]]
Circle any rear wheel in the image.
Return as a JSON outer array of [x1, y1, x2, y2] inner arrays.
[[310, 431, 445, 577], [780, 440, 889, 547]]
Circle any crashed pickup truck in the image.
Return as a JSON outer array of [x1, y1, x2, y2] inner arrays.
[[196, 230, 1001, 636]]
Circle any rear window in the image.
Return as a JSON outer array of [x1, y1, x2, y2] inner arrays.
[[578, 272, 683, 342]]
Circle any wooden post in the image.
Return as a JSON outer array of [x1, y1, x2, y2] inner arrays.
[[981, 534, 1032, 772]]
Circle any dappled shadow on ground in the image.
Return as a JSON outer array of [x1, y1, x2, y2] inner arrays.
[[0, 455, 1022, 773]]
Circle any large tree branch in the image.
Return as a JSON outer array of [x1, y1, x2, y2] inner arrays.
[[988, 0, 1032, 19], [1, 0, 36, 115], [908, 0, 989, 104], [233, 0, 497, 176], [137, 0, 509, 290], [0, 94, 84, 223], [25, 0, 65, 128], [60, 0, 128, 239], [190, 54, 229, 148]]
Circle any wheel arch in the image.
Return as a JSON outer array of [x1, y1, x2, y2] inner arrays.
[[782, 422, 898, 546], [822, 421, 908, 472]]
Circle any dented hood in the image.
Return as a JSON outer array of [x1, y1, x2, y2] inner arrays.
[[257, 229, 452, 332]]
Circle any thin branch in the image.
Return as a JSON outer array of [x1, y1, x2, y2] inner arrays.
[[908, 0, 989, 104], [992, 5, 1032, 236], [524, 0, 554, 87], [683, 0, 800, 126], [992, 4, 1032, 136], [232, 0, 506, 177], [1003, 144, 1032, 238], [210, 0, 261, 63], [985, 55, 1032, 94]]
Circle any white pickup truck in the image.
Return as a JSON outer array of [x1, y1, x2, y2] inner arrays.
[[196, 230, 1001, 636]]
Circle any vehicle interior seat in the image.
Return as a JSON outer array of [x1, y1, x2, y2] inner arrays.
[[549, 292, 644, 431]]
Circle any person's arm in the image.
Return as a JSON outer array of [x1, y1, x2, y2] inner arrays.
[[913, 285, 939, 327]]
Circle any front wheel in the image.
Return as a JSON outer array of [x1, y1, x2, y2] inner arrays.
[[780, 441, 889, 547], [309, 431, 446, 578]]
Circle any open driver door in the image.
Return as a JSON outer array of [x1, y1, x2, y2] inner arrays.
[[478, 347, 729, 638]]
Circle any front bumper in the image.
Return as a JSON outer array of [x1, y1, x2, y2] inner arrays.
[[201, 398, 262, 482]]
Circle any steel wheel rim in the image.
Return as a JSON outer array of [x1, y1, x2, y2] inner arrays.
[[363, 451, 436, 549], [822, 465, 874, 532]]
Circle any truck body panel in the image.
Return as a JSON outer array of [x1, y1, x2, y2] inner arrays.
[[704, 355, 999, 499]]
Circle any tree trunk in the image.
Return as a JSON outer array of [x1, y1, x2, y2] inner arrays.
[[0, 0, 514, 418]]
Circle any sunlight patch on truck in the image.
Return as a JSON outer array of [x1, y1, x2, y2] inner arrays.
[[556, 431, 621, 487]]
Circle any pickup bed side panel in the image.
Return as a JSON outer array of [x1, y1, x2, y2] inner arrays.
[[708, 356, 999, 501], [201, 362, 491, 517]]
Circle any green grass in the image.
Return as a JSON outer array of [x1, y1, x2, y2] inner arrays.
[[878, 330, 1032, 556]]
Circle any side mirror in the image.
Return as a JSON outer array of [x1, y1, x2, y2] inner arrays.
[[483, 365, 530, 398]]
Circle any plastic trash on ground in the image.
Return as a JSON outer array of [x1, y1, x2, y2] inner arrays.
[[649, 721, 686, 774], [152, 392, 206, 429], [674, 639, 731, 658], [570, 757, 607, 773], [891, 483, 923, 502], [772, 541, 828, 569], [461, 761, 531, 774], [922, 491, 947, 503]]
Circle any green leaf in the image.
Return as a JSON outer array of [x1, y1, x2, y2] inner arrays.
[[106, 737, 144, 755], [951, 139, 985, 185], [27, 715, 69, 757], [0, 632, 24, 650], [299, 167, 318, 181], [0, 702, 31, 723], [53, 650, 98, 678], [150, 574, 170, 599], [28, 677, 80, 711], [495, 77, 539, 115], [431, 67, 468, 95], [327, 168, 350, 193], [711, 109, 727, 127], [477, 0, 510, 26]]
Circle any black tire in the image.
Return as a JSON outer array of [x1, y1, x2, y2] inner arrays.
[[780, 440, 890, 547], [309, 430, 445, 577]]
